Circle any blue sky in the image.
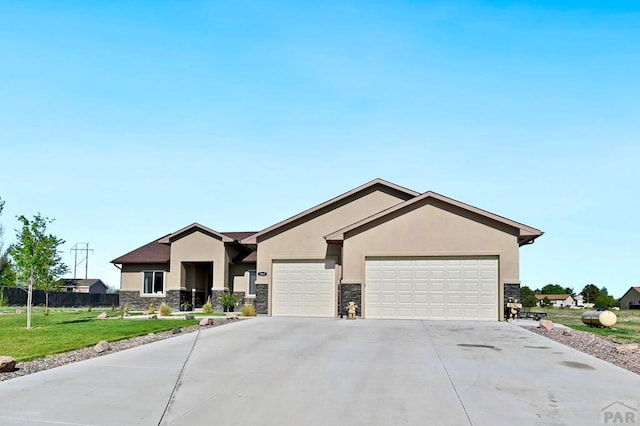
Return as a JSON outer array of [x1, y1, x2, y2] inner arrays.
[[1, 1, 638, 297]]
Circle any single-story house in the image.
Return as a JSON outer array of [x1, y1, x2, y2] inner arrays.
[[112, 179, 543, 320], [535, 294, 575, 308], [60, 278, 108, 294], [620, 287, 640, 309]]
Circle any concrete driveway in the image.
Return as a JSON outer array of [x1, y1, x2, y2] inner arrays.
[[0, 318, 639, 426]]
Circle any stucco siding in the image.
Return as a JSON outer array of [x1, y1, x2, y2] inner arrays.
[[168, 231, 228, 291], [341, 200, 521, 288], [255, 189, 407, 285], [230, 263, 255, 293], [120, 263, 169, 293]]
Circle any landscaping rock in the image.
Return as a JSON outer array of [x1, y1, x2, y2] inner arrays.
[[616, 343, 639, 354], [184, 314, 195, 320], [97, 312, 107, 319], [15, 309, 22, 315], [539, 320, 554, 330], [148, 314, 157, 319], [199, 318, 213, 326], [562, 330, 571, 336], [94, 341, 110, 354], [0, 356, 16, 373], [172, 327, 181, 334], [226, 312, 239, 320]]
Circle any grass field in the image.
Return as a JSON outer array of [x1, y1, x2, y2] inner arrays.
[[0, 308, 198, 361], [527, 307, 640, 343]]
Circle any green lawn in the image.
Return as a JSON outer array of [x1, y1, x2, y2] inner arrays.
[[0, 308, 198, 361], [527, 307, 640, 343]]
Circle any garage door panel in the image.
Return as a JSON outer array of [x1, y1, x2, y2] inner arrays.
[[398, 282, 413, 291], [448, 282, 462, 292], [365, 257, 498, 320], [272, 261, 335, 317]]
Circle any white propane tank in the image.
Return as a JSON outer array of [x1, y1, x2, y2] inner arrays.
[[581, 310, 617, 327]]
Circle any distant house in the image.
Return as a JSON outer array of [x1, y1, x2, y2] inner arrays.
[[574, 294, 584, 306], [535, 294, 575, 308], [61, 279, 108, 294], [620, 287, 640, 310]]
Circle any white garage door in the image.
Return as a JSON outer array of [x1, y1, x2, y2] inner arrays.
[[272, 260, 336, 317], [365, 257, 498, 320]]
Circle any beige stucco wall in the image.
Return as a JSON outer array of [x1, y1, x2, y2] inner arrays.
[[230, 263, 256, 293], [342, 202, 520, 283], [167, 231, 228, 291], [120, 263, 169, 293], [255, 189, 408, 286]]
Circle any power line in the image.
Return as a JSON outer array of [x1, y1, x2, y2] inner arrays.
[[70, 242, 94, 279]]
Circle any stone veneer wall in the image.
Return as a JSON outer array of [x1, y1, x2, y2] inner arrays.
[[340, 283, 362, 317], [503, 283, 521, 320], [503, 283, 521, 304], [210, 290, 246, 312], [255, 284, 269, 315], [119, 290, 181, 311]]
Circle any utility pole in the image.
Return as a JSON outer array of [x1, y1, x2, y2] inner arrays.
[[70, 243, 94, 279]]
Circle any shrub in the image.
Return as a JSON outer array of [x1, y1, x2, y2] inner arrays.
[[241, 304, 256, 317], [87, 305, 92, 312], [202, 296, 213, 314], [219, 291, 239, 311], [148, 303, 156, 315], [119, 303, 130, 314], [159, 302, 171, 316]]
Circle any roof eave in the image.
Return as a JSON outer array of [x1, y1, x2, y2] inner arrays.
[[111, 259, 170, 265], [240, 236, 257, 245]]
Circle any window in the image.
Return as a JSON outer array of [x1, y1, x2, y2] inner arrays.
[[143, 271, 164, 295], [248, 270, 257, 296]]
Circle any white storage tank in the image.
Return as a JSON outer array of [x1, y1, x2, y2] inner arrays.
[[581, 310, 617, 327]]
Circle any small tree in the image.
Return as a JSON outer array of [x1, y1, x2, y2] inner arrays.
[[581, 284, 600, 305], [520, 286, 538, 308], [595, 287, 620, 309], [541, 296, 552, 307], [9, 214, 69, 329], [39, 277, 64, 315]]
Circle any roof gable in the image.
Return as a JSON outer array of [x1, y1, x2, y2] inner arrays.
[[241, 179, 419, 244], [325, 191, 543, 246], [157, 223, 234, 244], [621, 287, 640, 300], [112, 226, 256, 265]]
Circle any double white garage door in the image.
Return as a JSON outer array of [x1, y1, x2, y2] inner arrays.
[[272, 257, 498, 320], [365, 257, 499, 320]]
